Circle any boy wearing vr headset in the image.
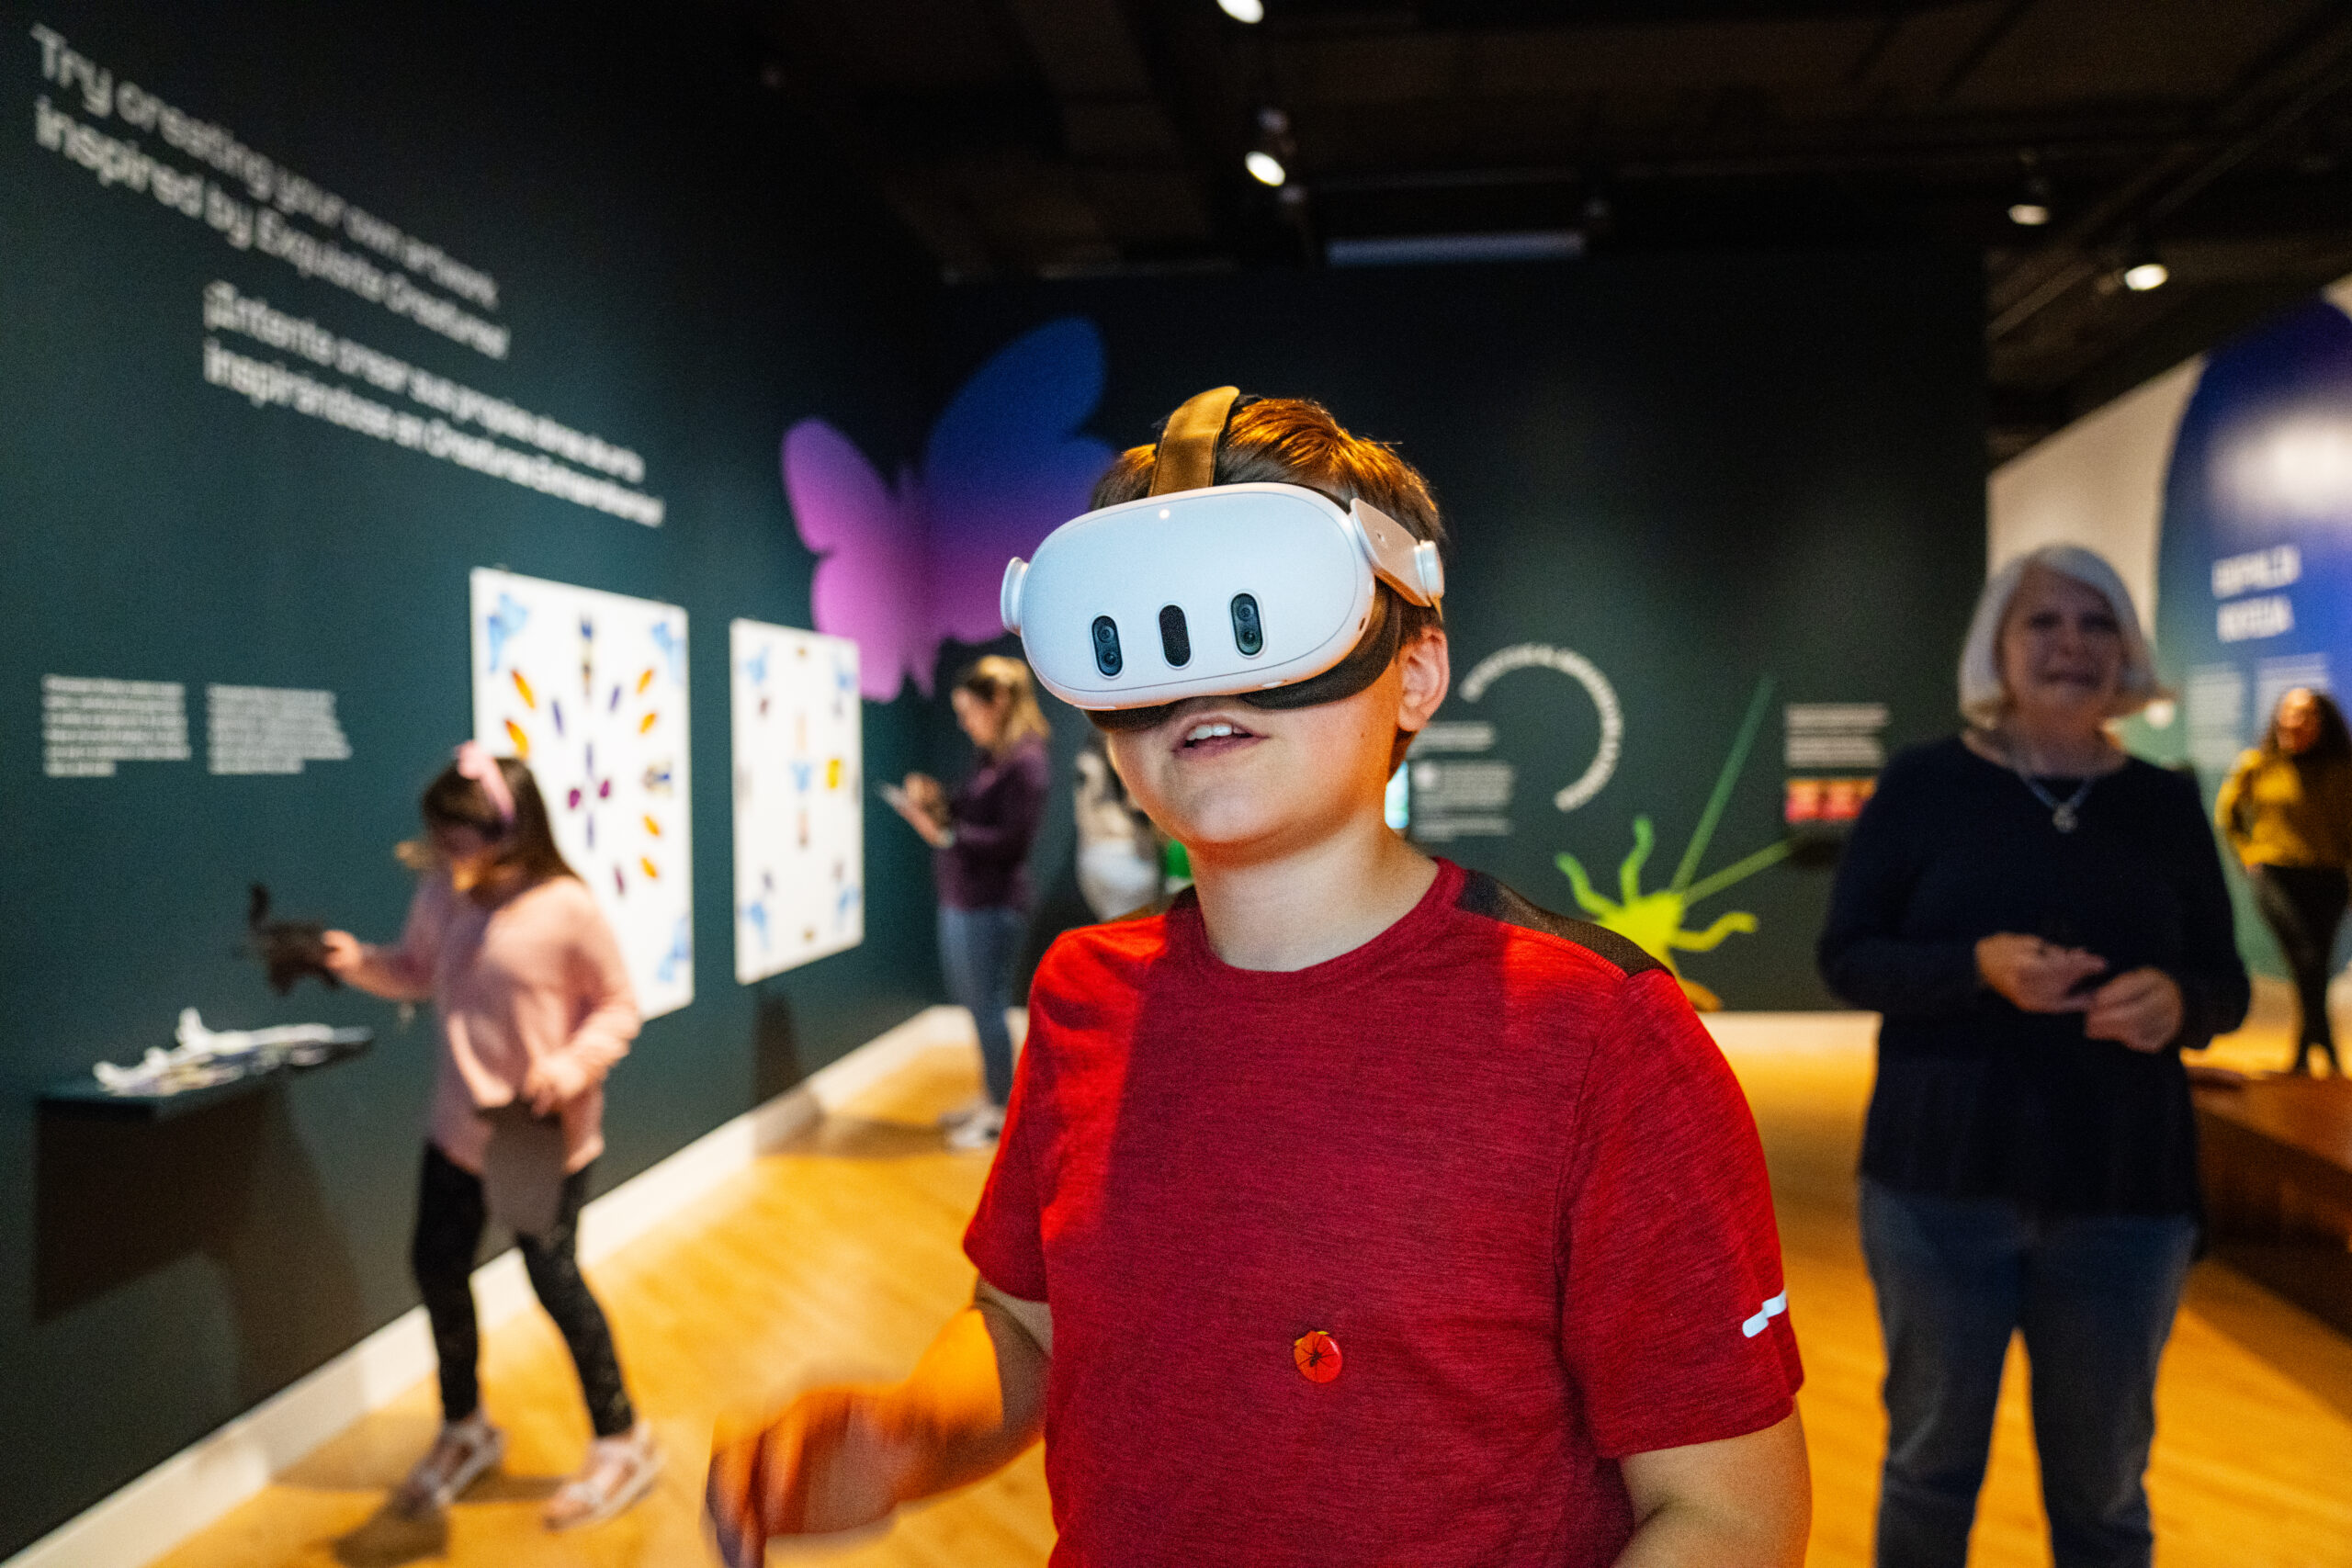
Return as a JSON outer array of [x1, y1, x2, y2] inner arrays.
[[708, 391, 1808, 1565]]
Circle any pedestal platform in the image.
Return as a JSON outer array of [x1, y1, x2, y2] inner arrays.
[[2196, 1075, 2352, 1337]]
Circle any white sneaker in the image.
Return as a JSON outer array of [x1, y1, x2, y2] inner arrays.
[[935, 1094, 990, 1131], [544, 1419, 663, 1530], [945, 1104, 1005, 1151], [392, 1412, 505, 1516]]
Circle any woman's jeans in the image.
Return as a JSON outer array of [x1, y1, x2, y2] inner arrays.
[[1860, 1179, 2196, 1568], [412, 1142, 637, 1438], [2250, 863, 2347, 1072], [940, 904, 1024, 1105]]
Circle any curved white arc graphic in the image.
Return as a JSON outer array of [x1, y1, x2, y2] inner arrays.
[[1458, 643, 1623, 813]]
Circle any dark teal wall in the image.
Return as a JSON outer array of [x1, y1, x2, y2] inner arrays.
[[942, 254, 1986, 1010], [0, 7, 1990, 1540], [0, 1, 941, 1552]]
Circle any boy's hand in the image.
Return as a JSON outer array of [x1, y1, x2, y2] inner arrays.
[[706, 1293, 1049, 1563], [707, 1386, 922, 1562], [321, 931, 365, 976]]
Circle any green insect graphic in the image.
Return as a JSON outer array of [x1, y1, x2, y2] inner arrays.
[[1555, 677, 1791, 1010]]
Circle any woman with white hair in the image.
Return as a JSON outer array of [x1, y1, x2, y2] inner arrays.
[[1819, 545, 2246, 1568]]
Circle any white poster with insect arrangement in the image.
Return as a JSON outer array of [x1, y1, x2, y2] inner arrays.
[[469, 569, 694, 1018], [730, 620, 864, 982]]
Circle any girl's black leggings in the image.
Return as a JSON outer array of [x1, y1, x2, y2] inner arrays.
[[411, 1141, 636, 1438], [2251, 863, 2347, 1073]]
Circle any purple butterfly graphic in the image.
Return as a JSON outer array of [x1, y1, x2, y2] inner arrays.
[[782, 317, 1114, 700]]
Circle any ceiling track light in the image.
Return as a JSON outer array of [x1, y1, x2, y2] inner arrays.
[[2114, 231, 2168, 292], [1248, 105, 1295, 189], [1216, 0, 1264, 20], [2007, 150, 2052, 228]]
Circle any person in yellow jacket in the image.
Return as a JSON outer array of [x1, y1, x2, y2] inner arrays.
[[2218, 687, 2352, 1073]]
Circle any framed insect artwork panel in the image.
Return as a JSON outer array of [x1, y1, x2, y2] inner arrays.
[[730, 620, 864, 982], [470, 568, 695, 1018]]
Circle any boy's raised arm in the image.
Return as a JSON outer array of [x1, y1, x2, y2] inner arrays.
[[706, 1282, 1050, 1565]]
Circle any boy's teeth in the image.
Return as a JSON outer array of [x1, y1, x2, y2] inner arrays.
[[1186, 722, 1239, 743]]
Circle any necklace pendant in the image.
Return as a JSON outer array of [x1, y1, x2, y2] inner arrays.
[[2052, 804, 2078, 833]]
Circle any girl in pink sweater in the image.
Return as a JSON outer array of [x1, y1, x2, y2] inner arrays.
[[324, 744, 661, 1529]]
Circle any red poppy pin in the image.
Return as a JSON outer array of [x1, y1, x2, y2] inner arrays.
[[1293, 1329, 1342, 1383]]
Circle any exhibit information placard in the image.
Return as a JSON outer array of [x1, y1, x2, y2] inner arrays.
[[730, 620, 864, 982], [470, 569, 695, 1018]]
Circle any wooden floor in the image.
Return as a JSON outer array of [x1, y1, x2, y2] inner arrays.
[[152, 998, 2352, 1568]]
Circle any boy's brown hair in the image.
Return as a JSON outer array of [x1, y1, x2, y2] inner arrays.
[[1090, 396, 1449, 647]]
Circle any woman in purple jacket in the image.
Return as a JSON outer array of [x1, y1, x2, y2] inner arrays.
[[890, 656, 1052, 1149]]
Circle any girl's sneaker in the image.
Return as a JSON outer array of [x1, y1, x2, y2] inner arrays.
[[392, 1411, 505, 1516], [945, 1103, 1005, 1152], [936, 1094, 991, 1131], [543, 1420, 664, 1530]]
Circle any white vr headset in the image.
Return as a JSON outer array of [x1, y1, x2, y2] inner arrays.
[[1000, 387, 1444, 718]]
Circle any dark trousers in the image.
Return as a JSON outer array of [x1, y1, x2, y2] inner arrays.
[[412, 1142, 636, 1438], [939, 904, 1024, 1106], [2250, 863, 2347, 1072], [1860, 1179, 2196, 1568]]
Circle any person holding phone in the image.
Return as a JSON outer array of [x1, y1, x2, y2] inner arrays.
[[886, 656, 1051, 1150], [1819, 546, 2247, 1568]]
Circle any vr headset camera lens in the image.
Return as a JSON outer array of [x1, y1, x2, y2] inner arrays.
[[1230, 593, 1263, 657], [1158, 604, 1192, 668], [1091, 615, 1123, 677]]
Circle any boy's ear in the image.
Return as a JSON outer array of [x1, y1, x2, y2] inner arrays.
[[1396, 628, 1451, 735]]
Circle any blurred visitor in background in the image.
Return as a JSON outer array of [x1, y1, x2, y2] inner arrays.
[[888, 656, 1051, 1150], [2218, 686, 2352, 1075], [1073, 732, 1163, 921], [322, 745, 661, 1531], [1819, 545, 2247, 1568]]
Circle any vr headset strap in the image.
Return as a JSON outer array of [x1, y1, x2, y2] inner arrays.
[[1148, 386, 1241, 496], [1353, 498, 1443, 608]]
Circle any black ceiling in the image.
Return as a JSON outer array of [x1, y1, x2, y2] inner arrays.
[[726, 0, 2352, 463]]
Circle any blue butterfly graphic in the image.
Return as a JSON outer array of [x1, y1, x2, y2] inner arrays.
[[485, 592, 529, 673]]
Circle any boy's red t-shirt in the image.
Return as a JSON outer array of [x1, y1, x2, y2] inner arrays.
[[965, 859, 1802, 1566]]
